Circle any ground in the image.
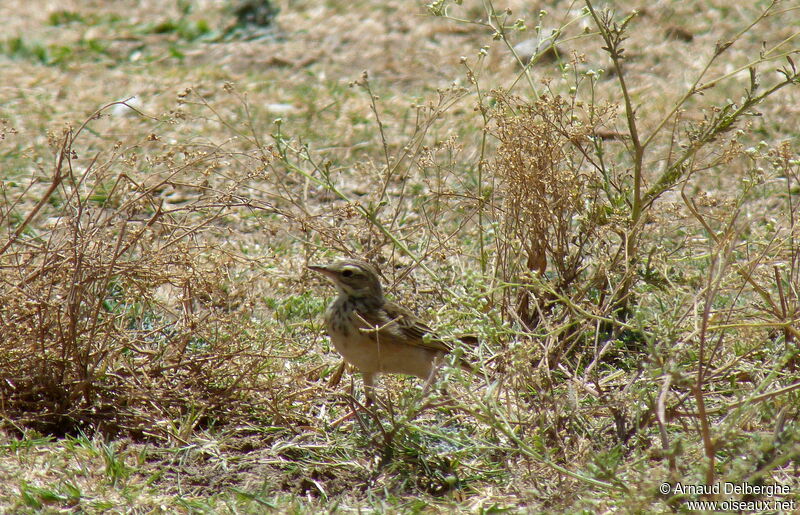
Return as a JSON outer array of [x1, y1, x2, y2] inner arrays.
[[1, 0, 800, 512]]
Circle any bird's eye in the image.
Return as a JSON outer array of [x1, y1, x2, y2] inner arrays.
[[342, 269, 353, 277]]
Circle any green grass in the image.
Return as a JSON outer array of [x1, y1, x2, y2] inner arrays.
[[0, 0, 799, 512]]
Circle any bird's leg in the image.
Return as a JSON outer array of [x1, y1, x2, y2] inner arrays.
[[419, 354, 459, 410], [330, 370, 376, 428], [327, 361, 346, 387], [417, 354, 442, 402], [363, 371, 376, 406]]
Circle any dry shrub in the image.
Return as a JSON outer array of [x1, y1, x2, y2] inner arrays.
[[489, 90, 619, 344], [0, 105, 279, 439]]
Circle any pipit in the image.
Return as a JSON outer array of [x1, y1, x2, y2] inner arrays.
[[308, 259, 469, 403]]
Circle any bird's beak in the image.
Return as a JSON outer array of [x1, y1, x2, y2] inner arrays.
[[307, 264, 334, 278]]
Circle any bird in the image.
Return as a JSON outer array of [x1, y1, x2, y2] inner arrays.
[[307, 258, 470, 403]]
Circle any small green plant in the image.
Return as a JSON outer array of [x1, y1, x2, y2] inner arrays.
[[100, 440, 132, 486], [0, 36, 109, 66], [2, 0, 800, 511]]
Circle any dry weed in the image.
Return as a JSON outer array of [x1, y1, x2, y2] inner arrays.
[[0, 103, 286, 440]]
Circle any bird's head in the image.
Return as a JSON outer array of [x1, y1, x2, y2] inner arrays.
[[308, 259, 384, 300]]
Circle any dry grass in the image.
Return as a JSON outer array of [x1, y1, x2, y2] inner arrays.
[[1, 0, 800, 512]]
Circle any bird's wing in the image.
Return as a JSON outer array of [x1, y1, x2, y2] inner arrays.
[[354, 300, 453, 354]]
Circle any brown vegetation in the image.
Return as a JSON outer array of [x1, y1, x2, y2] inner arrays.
[[1, 0, 799, 511]]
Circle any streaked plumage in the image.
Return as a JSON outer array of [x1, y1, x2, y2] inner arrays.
[[308, 259, 464, 402]]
